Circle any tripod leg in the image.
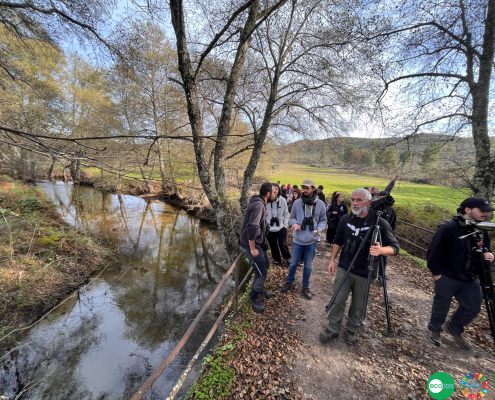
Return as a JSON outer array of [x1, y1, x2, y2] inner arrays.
[[360, 265, 374, 326], [325, 266, 353, 313], [360, 225, 381, 325], [380, 255, 394, 335], [324, 227, 376, 313]]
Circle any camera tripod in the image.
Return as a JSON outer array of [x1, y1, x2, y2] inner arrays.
[[324, 210, 394, 335], [459, 227, 495, 347]]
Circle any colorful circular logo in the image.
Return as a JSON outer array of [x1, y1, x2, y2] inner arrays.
[[460, 372, 489, 399], [427, 372, 456, 399]]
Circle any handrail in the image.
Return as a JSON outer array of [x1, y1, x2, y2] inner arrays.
[[165, 265, 254, 400], [397, 219, 435, 234], [131, 252, 243, 400]]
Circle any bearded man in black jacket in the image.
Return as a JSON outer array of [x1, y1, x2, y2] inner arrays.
[[320, 189, 399, 346], [427, 197, 495, 350]]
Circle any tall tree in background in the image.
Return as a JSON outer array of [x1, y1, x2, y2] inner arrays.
[[365, 0, 495, 200], [167, 0, 289, 261]]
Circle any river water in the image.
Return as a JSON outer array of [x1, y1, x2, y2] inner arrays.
[[1, 182, 230, 400]]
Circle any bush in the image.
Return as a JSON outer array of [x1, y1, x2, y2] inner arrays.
[[20, 197, 41, 212]]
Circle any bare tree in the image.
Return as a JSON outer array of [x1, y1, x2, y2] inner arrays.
[[364, 0, 495, 200]]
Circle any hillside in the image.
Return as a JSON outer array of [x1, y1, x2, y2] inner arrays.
[[278, 133, 477, 167]]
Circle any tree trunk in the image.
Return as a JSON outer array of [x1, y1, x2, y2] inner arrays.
[[47, 157, 56, 181], [471, 0, 495, 202]]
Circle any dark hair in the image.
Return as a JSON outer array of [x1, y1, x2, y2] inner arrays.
[[293, 185, 299, 189], [281, 184, 286, 190], [457, 206, 466, 215], [292, 188, 302, 203], [332, 191, 341, 203], [260, 182, 273, 198], [364, 186, 371, 191], [272, 183, 281, 197]]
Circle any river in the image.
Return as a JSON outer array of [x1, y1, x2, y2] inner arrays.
[[1, 181, 230, 400]]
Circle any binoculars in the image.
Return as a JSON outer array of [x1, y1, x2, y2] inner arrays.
[[301, 216, 314, 230], [270, 216, 280, 227]]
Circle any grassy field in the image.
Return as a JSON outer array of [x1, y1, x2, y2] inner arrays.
[[263, 163, 468, 212]]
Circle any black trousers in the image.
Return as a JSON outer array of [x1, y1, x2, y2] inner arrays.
[[241, 244, 270, 301], [428, 274, 482, 334], [267, 228, 291, 263], [326, 226, 337, 244]]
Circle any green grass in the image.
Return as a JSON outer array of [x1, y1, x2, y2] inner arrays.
[[264, 163, 467, 212]]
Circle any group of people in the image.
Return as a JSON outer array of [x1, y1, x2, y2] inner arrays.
[[240, 176, 495, 350]]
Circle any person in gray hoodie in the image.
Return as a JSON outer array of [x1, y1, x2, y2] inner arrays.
[[281, 179, 327, 300], [240, 182, 277, 313], [266, 183, 291, 267]]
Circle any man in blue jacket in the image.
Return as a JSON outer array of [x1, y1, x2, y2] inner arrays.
[[281, 179, 327, 300]]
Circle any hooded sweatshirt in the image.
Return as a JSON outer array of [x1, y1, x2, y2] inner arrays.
[[240, 195, 267, 247], [266, 196, 289, 232], [427, 215, 492, 282], [289, 194, 327, 245]]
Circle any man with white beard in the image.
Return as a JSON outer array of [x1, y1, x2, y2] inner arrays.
[[319, 189, 399, 346]]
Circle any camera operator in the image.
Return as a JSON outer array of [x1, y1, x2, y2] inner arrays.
[[281, 179, 327, 300], [320, 189, 399, 345], [266, 183, 291, 267], [427, 197, 495, 350], [240, 182, 277, 313]]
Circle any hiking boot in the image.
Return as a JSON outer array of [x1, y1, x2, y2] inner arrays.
[[444, 321, 471, 350], [281, 282, 293, 293], [250, 296, 265, 313], [315, 250, 321, 256], [273, 261, 281, 266], [301, 287, 313, 300], [260, 289, 274, 299], [285, 258, 291, 268], [427, 329, 441, 347], [298, 260, 304, 266], [319, 329, 339, 343], [346, 331, 357, 346]]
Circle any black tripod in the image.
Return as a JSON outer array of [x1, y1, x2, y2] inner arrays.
[[324, 210, 394, 334], [460, 227, 495, 347]]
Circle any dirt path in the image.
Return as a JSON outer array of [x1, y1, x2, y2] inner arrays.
[[285, 241, 495, 400]]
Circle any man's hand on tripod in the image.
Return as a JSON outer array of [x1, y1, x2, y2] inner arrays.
[[370, 242, 394, 257], [484, 252, 495, 263]]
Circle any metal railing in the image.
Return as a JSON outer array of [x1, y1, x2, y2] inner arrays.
[[396, 219, 435, 259], [131, 253, 253, 400]]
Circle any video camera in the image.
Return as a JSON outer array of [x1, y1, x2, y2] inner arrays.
[[370, 195, 395, 213], [459, 219, 495, 232]]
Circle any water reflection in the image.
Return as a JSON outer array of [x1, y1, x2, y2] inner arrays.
[[1, 182, 229, 400]]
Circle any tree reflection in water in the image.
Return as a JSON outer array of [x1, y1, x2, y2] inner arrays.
[[4, 182, 229, 400]]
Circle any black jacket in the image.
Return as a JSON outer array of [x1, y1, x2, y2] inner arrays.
[[380, 206, 397, 233], [318, 192, 326, 203], [240, 195, 267, 247], [427, 215, 491, 282], [334, 210, 399, 279], [327, 202, 348, 229]]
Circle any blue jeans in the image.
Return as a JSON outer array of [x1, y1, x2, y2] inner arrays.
[[287, 242, 317, 288]]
